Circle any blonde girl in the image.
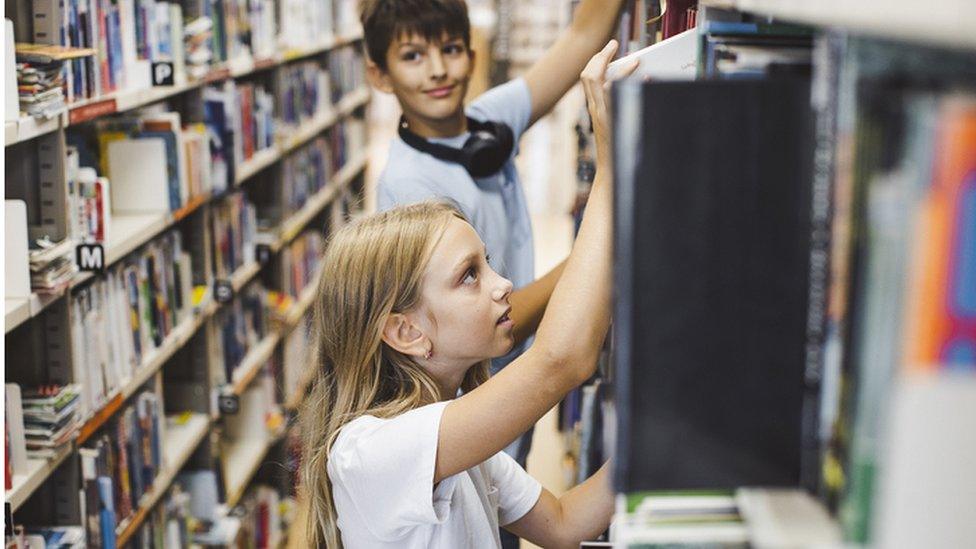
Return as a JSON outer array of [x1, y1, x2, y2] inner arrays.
[[300, 41, 635, 548]]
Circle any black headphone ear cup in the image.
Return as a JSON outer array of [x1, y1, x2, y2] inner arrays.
[[465, 133, 508, 178]]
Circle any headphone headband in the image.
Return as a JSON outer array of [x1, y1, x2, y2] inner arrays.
[[398, 116, 514, 178]]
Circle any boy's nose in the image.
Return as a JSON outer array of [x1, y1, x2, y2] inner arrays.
[[428, 50, 447, 79]]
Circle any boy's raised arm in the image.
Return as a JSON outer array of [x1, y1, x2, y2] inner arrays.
[[523, 0, 626, 126]]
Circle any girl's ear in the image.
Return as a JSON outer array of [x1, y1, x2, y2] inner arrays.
[[366, 59, 395, 94], [381, 313, 428, 358]]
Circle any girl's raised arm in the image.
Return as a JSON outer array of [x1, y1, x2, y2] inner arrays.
[[436, 40, 635, 483]]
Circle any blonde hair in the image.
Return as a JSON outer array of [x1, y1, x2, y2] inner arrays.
[[300, 201, 490, 547]]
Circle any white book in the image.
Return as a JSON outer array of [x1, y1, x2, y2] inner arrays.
[[607, 28, 698, 81], [107, 138, 172, 213], [5, 19, 18, 121], [6, 383, 30, 476], [5, 200, 31, 298]]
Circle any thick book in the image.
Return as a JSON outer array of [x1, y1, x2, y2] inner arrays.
[[612, 77, 814, 491]]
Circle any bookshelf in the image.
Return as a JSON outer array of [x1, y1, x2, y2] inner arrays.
[[704, 0, 976, 51], [5, 0, 370, 542], [605, 2, 976, 546]]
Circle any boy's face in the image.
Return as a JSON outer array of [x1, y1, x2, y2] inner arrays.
[[369, 32, 474, 134]]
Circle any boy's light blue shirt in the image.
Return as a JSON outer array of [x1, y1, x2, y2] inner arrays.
[[376, 78, 535, 373]]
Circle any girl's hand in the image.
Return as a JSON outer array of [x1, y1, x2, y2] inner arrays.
[[580, 40, 639, 170]]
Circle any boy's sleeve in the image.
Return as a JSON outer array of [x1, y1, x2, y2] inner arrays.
[[328, 402, 459, 540], [487, 451, 543, 526], [467, 77, 533, 144]]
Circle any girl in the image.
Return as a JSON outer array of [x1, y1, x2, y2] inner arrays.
[[300, 41, 634, 548]]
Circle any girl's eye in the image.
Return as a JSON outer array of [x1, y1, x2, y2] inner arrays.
[[462, 268, 478, 285]]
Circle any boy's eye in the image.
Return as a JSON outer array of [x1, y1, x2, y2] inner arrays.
[[443, 43, 464, 55], [401, 51, 422, 62]]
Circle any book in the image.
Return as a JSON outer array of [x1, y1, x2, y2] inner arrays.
[[612, 77, 814, 491]]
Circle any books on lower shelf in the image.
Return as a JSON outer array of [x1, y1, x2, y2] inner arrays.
[[281, 137, 334, 218], [70, 229, 194, 417], [278, 231, 325, 299], [327, 44, 364, 103]]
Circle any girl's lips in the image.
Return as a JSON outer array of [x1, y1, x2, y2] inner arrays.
[[425, 85, 455, 98]]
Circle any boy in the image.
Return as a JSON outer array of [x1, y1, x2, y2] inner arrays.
[[363, 0, 623, 474]]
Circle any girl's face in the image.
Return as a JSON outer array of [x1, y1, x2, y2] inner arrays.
[[414, 218, 515, 367]]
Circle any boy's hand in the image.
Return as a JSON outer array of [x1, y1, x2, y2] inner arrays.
[[580, 40, 638, 169]]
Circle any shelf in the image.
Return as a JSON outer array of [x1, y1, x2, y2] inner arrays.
[[235, 86, 371, 187], [283, 267, 325, 329], [114, 413, 211, 546], [76, 301, 214, 444], [712, 0, 976, 51], [4, 114, 65, 146], [223, 427, 287, 508], [56, 30, 364, 132], [229, 333, 281, 395], [4, 444, 73, 513], [5, 298, 31, 333], [235, 146, 281, 184]]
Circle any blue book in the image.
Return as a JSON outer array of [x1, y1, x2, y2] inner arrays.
[[97, 476, 117, 549]]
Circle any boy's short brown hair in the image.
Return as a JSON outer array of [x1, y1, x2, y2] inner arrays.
[[360, 0, 471, 71]]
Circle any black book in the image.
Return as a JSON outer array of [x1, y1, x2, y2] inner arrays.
[[612, 77, 814, 491]]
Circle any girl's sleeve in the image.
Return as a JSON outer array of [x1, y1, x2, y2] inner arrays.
[[328, 401, 458, 540], [487, 451, 543, 526]]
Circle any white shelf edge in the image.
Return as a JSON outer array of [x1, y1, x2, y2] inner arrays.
[[4, 444, 74, 512], [223, 427, 287, 508], [716, 0, 976, 51], [5, 298, 31, 333]]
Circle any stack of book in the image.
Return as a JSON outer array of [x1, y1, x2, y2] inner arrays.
[[14, 43, 94, 116], [21, 384, 82, 458], [28, 238, 77, 293], [16, 60, 64, 117]]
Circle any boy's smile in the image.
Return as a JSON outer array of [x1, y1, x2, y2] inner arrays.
[[369, 32, 475, 138]]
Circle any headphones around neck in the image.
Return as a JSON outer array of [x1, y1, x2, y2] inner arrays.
[[398, 116, 514, 178]]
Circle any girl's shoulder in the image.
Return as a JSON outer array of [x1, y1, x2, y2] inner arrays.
[[329, 401, 451, 467]]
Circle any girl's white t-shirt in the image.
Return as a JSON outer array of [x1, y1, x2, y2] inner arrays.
[[328, 401, 543, 548]]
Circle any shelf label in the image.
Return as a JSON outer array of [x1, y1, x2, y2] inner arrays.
[[151, 62, 175, 86], [255, 244, 272, 266], [218, 392, 240, 415], [76, 243, 105, 273], [214, 279, 234, 303], [69, 99, 117, 124]]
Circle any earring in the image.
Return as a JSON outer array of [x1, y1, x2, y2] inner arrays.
[[424, 348, 433, 360]]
